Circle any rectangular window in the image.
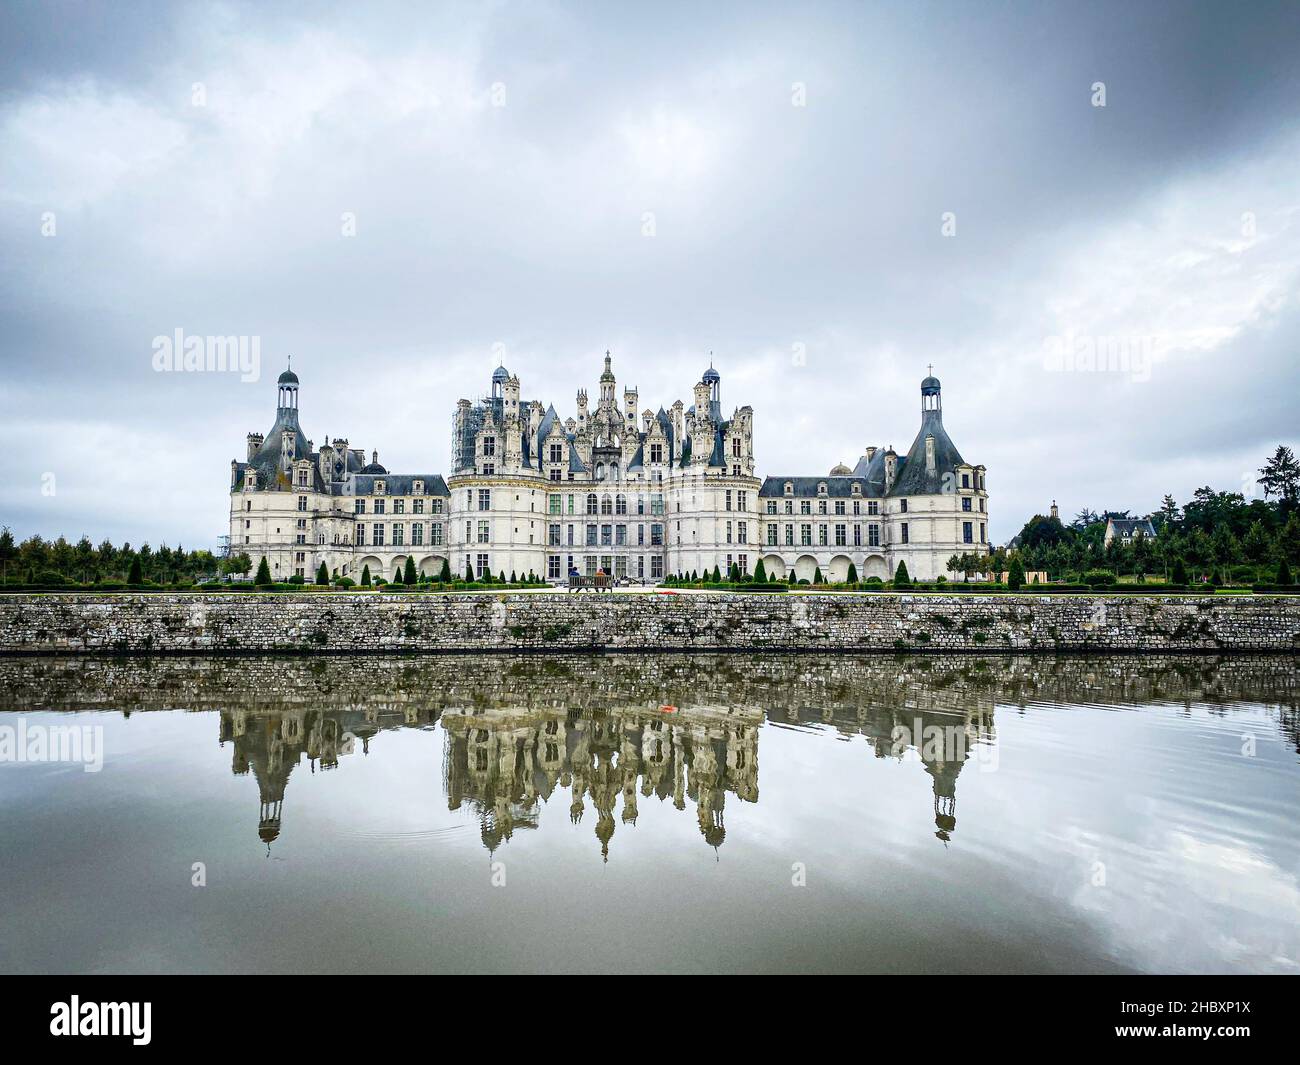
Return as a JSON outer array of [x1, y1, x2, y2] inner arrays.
[[725, 490, 732, 511], [547, 555, 561, 579], [767, 525, 778, 546], [963, 521, 974, 544], [961, 472, 970, 488], [431, 524, 443, 546], [726, 521, 733, 544], [374, 524, 385, 546], [854, 524, 862, 547], [962, 497, 972, 511], [899, 499, 908, 513], [374, 499, 385, 515], [549, 524, 561, 546], [901, 522, 909, 544], [298, 496, 307, 511], [616, 525, 627, 546], [586, 524, 597, 546], [737, 520, 747, 543], [785, 524, 794, 546], [550, 443, 563, 463], [834, 524, 846, 546], [650, 443, 663, 463], [651, 494, 664, 516], [355, 499, 365, 514], [868, 523, 880, 547], [478, 489, 491, 511], [650, 524, 663, 546], [392, 524, 404, 546], [477, 520, 490, 543], [483, 436, 496, 456], [412, 524, 424, 546], [431, 499, 443, 515], [601, 525, 612, 546], [357, 526, 365, 546], [394, 499, 405, 514], [818, 525, 828, 546], [413, 498, 424, 514], [980, 522, 986, 543], [651, 556, 663, 579], [476, 553, 489, 578], [800, 500, 811, 515], [800, 524, 812, 546], [549, 494, 562, 515], [834, 500, 845, 515], [766, 501, 777, 515]]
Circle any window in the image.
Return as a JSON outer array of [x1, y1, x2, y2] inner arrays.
[[963, 521, 974, 544], [549, 494, 562, 515], [615, 525, 627, 546], [413, 498, 424, 514], [651, 494, 664, 516], [785, 524, 794, 546], [867, 500, 879, 515], [477, 489, 491, 511], [601, 524, 612, 546], [834, 500, 845, 515], [483, 436, 496, 457], [616, 494, 627, 515], [374, 499, 386, 515], [961, 472, 970, 488], [766, 501, 777, 515], [962, 497, 972, 511], [549, 524, 561, 546], [297, 471, 308, 487], [394, 499, 405, 514], [392, 524, 404, 546], [899, 499, 908, 513], [901, 522, 909, 544], [800, 524, 812, 546], [650, 524, 663, 546], [601, 495, 613, 516], [586, 493, 599, 515], [477, 521, 490, 543], [430, 523, 443, 546], [412, 524, 424, 546], [785, 500, 793, 515], [980, 522, 986, 543], [550, 469, 562, 481], [725, 490, 733, 511], [732, 437, 740, 457], [373, 524, 385, 546], [818, 525, 828, 546], [650, 443, 663, 463], [298, 496, 307, 511], [547, 555, 561, 579], [476, 553, 489, 578], [357, 526, 365, 546], [550, 443, 563, 463], [854, 524, 862, 547], [767, 525, 778, 546], [431, 499, 443, 515], [586, 524, 597, 546], [834, 524, 846, 546], [651, 556, 663, 579], [725, 521, 733, 544], [737, 520, 747, 543], [800, 500, 811, 515], [295, 534, 305, 545], [868, 523, 880, 547]]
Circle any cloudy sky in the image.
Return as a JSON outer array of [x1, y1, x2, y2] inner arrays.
[[1, 0, 1297, 549]]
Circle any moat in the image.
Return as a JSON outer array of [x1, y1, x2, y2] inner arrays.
[[1, 653, 1298, 974]]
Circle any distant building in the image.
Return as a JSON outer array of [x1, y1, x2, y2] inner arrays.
[[1103, 516, 1156, 547]]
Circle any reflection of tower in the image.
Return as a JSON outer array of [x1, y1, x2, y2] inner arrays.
[[925, 757, 961, 842]]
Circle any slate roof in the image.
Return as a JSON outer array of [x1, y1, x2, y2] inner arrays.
[[889, 409, 968, 496], [759, 476, 878, 498], [352, 474, 449, 496], [1106, 518, 1155, 537]]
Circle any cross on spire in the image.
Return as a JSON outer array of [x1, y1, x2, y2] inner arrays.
[[927, 362, 933, 376]]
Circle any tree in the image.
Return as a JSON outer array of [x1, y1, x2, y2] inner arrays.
[[846, 561, 858, 583], [254, 556, 273, 586], [1157, 494, 1180, 529], [1171, 556, 1188, 585], [753, 558, 768, 583], [361, 564, 372, 587], [128, 557, 144, 585], [813, 566, 824, 584], [893, 561, 910, 587], [1258, 445, 1300, 510], [1279, 558, 1294, 585], [1243, 522, 1271, 564], [404, 557, 417, 585], [0, 526, 15, 582], [1007, 555, 1025, 590], [711, 565, 721, 583], [316, 561, 329, 585], [465, 561, 475, 582], [439, 558, 452, 583]]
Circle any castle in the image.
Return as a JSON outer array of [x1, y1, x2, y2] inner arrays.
[[229, 354, 988, 583]]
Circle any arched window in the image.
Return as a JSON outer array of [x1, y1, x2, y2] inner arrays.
[[601, 494, 613, 515], [586, 493, 598, 515], [615, 494, 627, 515]]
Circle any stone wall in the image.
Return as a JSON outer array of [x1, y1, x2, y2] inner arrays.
[[0, 592, 1298, 654]]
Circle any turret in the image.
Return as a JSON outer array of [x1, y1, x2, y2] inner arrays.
[[884, 447, 898, 491], [247, 432, 264, 461]]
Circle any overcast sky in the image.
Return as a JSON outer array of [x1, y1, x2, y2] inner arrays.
[[2, 0, 1298, 549]]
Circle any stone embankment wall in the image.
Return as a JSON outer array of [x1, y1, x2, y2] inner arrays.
[[0, 592, 1297, 654]]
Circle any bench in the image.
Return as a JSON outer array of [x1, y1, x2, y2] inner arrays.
[[568, 574, 613, 592]]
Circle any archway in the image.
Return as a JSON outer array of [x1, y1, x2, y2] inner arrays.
[[794, 554, 819, 582], [761, 554, 787, 580]]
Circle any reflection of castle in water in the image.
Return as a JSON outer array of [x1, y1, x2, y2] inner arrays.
[[442, 705, 760, 858], [13, 652, 1295, 856], [214, 690, 991, 856]]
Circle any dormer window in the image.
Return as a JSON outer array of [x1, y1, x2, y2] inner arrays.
[[375, 480, 385, 494], [413, 479, 424, 494], [784, 482, 793, 496], [817, 483, 827, 496], [851, 483, 861, 496]]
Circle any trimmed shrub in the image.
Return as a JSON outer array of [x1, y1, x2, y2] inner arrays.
[[893, 561, 910, 587], [404, 557, 417, 585], [254, 557, 273, 586], [316, 562, 329, 585], [847, 562, 858, 583], [360, 564, 371, 587]]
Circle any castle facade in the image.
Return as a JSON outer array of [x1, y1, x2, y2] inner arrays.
[[229, 355, 987, 583]]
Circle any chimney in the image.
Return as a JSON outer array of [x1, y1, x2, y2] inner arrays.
[[865, 445, 877, 463]]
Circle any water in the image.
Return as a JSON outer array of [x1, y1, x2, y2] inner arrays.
[[1, 654, 1297, 975]]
